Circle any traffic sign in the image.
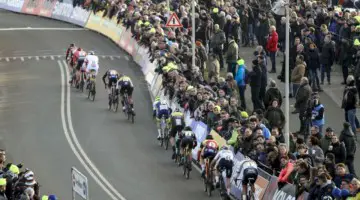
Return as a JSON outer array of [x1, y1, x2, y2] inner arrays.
[[71, 167, 89, 200], [165, 13, 182, 28]]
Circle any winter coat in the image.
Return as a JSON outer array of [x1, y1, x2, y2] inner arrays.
[[210, 29, 226, 49], [291, 61, 306, 84], [320, 41, 335, 65], [295, 82, 312, 112], [326, 141, 347, 164], [320, 135, 332, 153], [342, 83, 358, 111], [226, 40, 239, 63], [264, 106, 285, 129], [266, 31, 278, 52], [307, 48, 321, 70], [339, 127, 357, 158], [264, 87, 282, 108], [248, 65, 262, 87], [235, 63, 247, 86], [308, 145, 325, 167]]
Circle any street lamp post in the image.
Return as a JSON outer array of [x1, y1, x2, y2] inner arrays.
[[284, 1, 290, 149]]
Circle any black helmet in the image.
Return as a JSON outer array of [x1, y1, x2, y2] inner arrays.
[[184, 126, 192, 131], [206, 134, 213, 140], [70, 43, 75, 47]]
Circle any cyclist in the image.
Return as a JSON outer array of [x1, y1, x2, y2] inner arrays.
[[169, 108, 185, 159], [74, 48, 87, 85], [235, 157, 258, 200], [211, 145, 234, 196], [178, 126, 197, 164], [66, 43, 76, 64], [154, 99, 171, 140], [200, 134, 219, 178], [152, 96, 161, 118], [117, 74, 135, 113], [84, 51, 99, 76], [102, 69, 120, 109]]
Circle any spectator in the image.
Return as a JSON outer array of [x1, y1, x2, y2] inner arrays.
[[333, 163, 354, 188], [258, 55, 268, 105], [291, 54, 306, 97], [326, 135, 347, 164], [235, 58, 247, 110], [234, 125, 254, 155], [320, 127, 334, 153], [350, 178, 360, 198], [264, 99, 285, 130], [278, 156, 294, 185], [342, 75, 359, 136], [308, 173, 335, 200], [308, 136, 324, 167], [307, 42, 322, 92], [0, 178, 7, 200], [310, 125, 322, 141], [311, 96, 325, 135], [324, 153, 337, 179], [294, 77, 312, 135], [296, 144, 314, 167], [266, 25, 278, 73], [339, 122, 357, 176], [210, 24, 226, 69], [320, 35, 335, 85], [248, 59, 263, 111], [225, 36, 239, 76], [206, 53, 220, 81], [264, 79, 282, 108]]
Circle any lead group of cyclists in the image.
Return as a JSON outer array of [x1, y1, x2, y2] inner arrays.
[[65, 43, 259, 200], [65, 43, 135, 113], [153, 96, 259, 199]]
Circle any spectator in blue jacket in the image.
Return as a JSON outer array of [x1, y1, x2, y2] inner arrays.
[[333, 163, 354, 188], [311, 97, 325, 135], [235, 58, 247, 110]]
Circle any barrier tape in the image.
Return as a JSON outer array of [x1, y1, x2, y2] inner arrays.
[[0, 2, 312, 198]]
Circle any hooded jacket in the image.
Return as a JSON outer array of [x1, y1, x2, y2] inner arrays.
[[339, 125, 357, 158]]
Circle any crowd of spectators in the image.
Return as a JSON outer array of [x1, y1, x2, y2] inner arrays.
[[79, 0, 360, 198], [0, 150, 56, 200]]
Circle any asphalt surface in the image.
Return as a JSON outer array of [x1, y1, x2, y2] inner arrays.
[[0, 7, 359, 200], [0, 9, 220, 200]]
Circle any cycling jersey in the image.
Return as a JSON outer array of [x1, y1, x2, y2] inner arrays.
[[180, 130, 197, 150], [73, 50, 86, 64], [169, 112, 185, 137], [154, 102, 171, 119], [236, 159, 258, 185], [214, 149, 234, 178], [85, 55, 99, 75], [116, 76, 134, 89], [66, 46, 76, 60], [201, 139, 219, 158], [102, 69, 119, 88]]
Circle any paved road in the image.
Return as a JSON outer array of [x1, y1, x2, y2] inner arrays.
[[0, 10, 219, 200], [0, 8, 359, 200]]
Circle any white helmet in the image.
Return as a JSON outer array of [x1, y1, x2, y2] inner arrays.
[[161, 100, 167, 105], [88, 51, 95, 55]]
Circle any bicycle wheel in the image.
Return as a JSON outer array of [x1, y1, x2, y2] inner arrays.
[[87, 83, 91, 99], [131, 112, 134, 124], [164, 129, 169, 150], [207, 169, 213, 197], [185, 159, 190, 179], [90, 84, 96, 101], [159, 127, 164, 147], [112, 98, 118, 112]]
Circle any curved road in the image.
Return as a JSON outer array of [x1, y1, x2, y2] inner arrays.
[[0, 10, 215, 200]]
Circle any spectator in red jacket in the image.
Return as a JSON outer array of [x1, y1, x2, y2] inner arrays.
[[278, 156, 294, 186], [266, 25, 278, 74]]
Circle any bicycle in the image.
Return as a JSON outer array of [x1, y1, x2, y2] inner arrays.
[[159, 116, 168, 148], [218, 169, 230, 200], [79, 69, 86, 92], [234, 177, 256, 200], [203, 158, 214, 197], [87, 71, 96, 101], [182, 146, 192, 179], [123, 91, 135, 123], [108, 82, 119, 112]]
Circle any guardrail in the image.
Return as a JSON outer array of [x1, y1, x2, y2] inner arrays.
[[0, 1, 308, 199]]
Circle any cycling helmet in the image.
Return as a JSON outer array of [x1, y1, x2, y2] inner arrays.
[[155, 96, 160, 101], [184, 126, 192, 131], [88, 51, 95, 55], [206, 134, 213, 140], [174, 108, 180, 112], [70, 43, 75, 47], [220, 145, 229, 150], [160, 100, 167, 105], [77, 47, 82, 51]]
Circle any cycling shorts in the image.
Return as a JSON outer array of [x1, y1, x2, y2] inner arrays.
[[119, 85, 133, 96], [108, 77, 118, 88], [217, 158, 233, 178], [180, 137, 194, 150], [156, 110, 169, 119], [169, 125, 184, 138], [203, 148, 217, 159], [242, 167, 258, 186], [76, 59, 85, 70]]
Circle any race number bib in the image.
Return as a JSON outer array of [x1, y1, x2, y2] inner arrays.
[[91, 61, 97, 68], [223, 152, 233, 160], [159, 104, 168, 110], [184, 131, 192, 137], [175, 119, 182, 126], [208, 141, 217, 148]]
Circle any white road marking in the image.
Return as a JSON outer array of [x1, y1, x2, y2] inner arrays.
[[102, 56, 106, 59], [5, 58, 9, 62], [59, 60, 127, 200], [116, 56, 121, 59], [28, 56, 31, 59], [43, 56, 47, 59], [57, 55, 61, 58], [50, 56, 54, 60], [35, 56, 39, 61], [12, 57, 16, 60], [124, 56, 129, 61], [20, 57, 24, 62], [110, 56, 114, 60], [0, 27, 86, 31]]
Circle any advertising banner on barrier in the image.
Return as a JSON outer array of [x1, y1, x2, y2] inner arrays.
[[190, 120, 208, 159], [51, 1, 90, 27], [85, 11, 124, 44], [0, 0, 25, 12], [118, 29, 138, 56], [21, 0, 56, 17]]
